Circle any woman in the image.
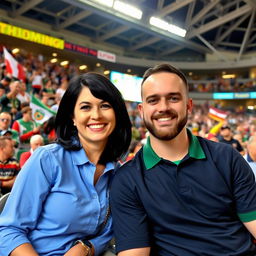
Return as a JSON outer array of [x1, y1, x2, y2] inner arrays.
[[0, 73, 132, 256]]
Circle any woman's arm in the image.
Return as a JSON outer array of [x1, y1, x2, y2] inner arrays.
[[0, 147, 52, 256], [10, 243, 38, 256]]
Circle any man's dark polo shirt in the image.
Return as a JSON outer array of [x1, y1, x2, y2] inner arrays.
[[110, 131, 256, 256]]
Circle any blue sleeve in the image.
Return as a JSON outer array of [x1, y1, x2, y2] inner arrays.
[[0, 147, 53, 256], [90, 214, 113, 256]]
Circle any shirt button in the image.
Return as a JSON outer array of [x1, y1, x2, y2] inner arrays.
[[92, 194, 97, 199]]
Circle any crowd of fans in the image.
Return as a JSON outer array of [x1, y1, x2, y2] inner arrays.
[[189, 77, 256, 92], [0, 47, 256, 196]]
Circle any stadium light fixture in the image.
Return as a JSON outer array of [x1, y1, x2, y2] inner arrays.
[[113, 1, 142, 20], [79, 65, 87, 70], [50, 58, 58, 63], [60, 60, 69, 66], [222, 74, 236, 79], [149, 16, 186, 37], [93, 0, 114, 7], [12, 48, 20, 54]]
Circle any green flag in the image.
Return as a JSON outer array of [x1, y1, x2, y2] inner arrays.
[[30, 95, 56, 125]]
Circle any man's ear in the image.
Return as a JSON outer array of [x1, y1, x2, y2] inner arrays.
[[187, 98, 193, 114], [137, 103, 143, 119]]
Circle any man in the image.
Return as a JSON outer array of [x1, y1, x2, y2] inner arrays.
[[0, 136, 20, 195], [19, 134, 44, 168], [12, 106, 41, 160], [110, 63, 256, 256], [0, 112, 19, 147], [0, 76, 11, 97], [0, 79, 21, 115], [219, 125, 244, 155], [244, 135, 256, 178]]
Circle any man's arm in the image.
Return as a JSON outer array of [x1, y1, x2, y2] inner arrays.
[[243, 220, 256, 238], [118, 247, 150, 256]]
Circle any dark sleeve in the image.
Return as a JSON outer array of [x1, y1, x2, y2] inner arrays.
[[231, 149, 256, 220], [0, 95, 10, 106], [110, 167, 150, 253]]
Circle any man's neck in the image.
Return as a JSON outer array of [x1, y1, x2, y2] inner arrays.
[[150, 128, 189, 162]]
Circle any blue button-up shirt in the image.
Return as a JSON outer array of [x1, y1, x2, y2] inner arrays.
[[0, 143, 114, 256]]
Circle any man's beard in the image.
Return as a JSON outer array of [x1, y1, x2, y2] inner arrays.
[[143, 110, 188, 141]]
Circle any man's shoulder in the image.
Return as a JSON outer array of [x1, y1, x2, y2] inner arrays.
[[114, 151, 144, 179], [197, 136, 235, 156]]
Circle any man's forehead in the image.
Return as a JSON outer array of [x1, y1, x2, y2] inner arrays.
[[0, 113, 11, 118], [142, 73, 185, 93]]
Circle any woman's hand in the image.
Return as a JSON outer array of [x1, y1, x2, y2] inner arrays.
[[64, 243, 90, 256]]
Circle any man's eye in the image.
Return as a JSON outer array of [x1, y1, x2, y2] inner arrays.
[[147, 98, 157, 104], [169, 96, 179, 102]]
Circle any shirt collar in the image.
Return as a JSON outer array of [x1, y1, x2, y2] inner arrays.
[[143, 129, 206, 170], [71, 147, 115, 172]]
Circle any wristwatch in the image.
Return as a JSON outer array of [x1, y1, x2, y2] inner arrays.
[[75, 239, 93, 256]]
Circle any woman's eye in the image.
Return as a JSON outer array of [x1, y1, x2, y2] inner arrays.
[[101, 103, 112, 109], [80, 105, 91, 110]]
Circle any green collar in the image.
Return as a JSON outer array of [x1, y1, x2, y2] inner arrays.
[[143, 129, 206, 170]]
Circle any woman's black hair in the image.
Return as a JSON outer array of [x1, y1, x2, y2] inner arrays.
[[55, 72, 132, 164]]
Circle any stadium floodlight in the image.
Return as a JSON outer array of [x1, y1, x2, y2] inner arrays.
[[149, 17, 169, 31], [168, 24, 186, 37], [150, 16, 186, 37], [88, 0, 114, 7], [113, 1, 142, 20]]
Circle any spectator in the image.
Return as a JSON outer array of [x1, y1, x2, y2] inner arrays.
[[0, 136, 20, 195], [0, 72, 131, 256], [0, 112, 19, 147], [125, 139, 142, 162], [0, 79, 21, 117], [0, 76, 11, 97], [219, 125, 245, 155], [16, 81, 30, 105], [30, 68, 44, 96], [19, 134, 44, 168], [12, 106, 41, 159], [244, 135, 256, 178], [42, 116, 56, 143], [56, 75, 69, 99], [110, 63, 256, 256]]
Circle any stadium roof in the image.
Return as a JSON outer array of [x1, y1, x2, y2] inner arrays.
[[0, 0, 255, 67]]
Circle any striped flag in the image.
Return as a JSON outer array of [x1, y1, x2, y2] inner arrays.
[[30, 95, 56, 125], [208, 107, 228, 122], [3, 47, 26, 82]]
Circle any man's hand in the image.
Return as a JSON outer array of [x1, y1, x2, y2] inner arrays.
[[64, 243, 90, 256]]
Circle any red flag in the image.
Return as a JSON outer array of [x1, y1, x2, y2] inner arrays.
[[208, 107, 227, 122], [3, 47, 26, 82]]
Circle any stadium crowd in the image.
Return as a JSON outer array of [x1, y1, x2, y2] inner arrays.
[[0, 47, 256, 196]]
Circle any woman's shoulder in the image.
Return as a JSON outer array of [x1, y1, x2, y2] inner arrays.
[[34, 142, 67, 157]]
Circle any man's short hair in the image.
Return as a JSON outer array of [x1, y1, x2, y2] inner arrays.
[[21, 106, 32, 114], [142, 63, 188, 89], [3, 76, 11, 82]]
